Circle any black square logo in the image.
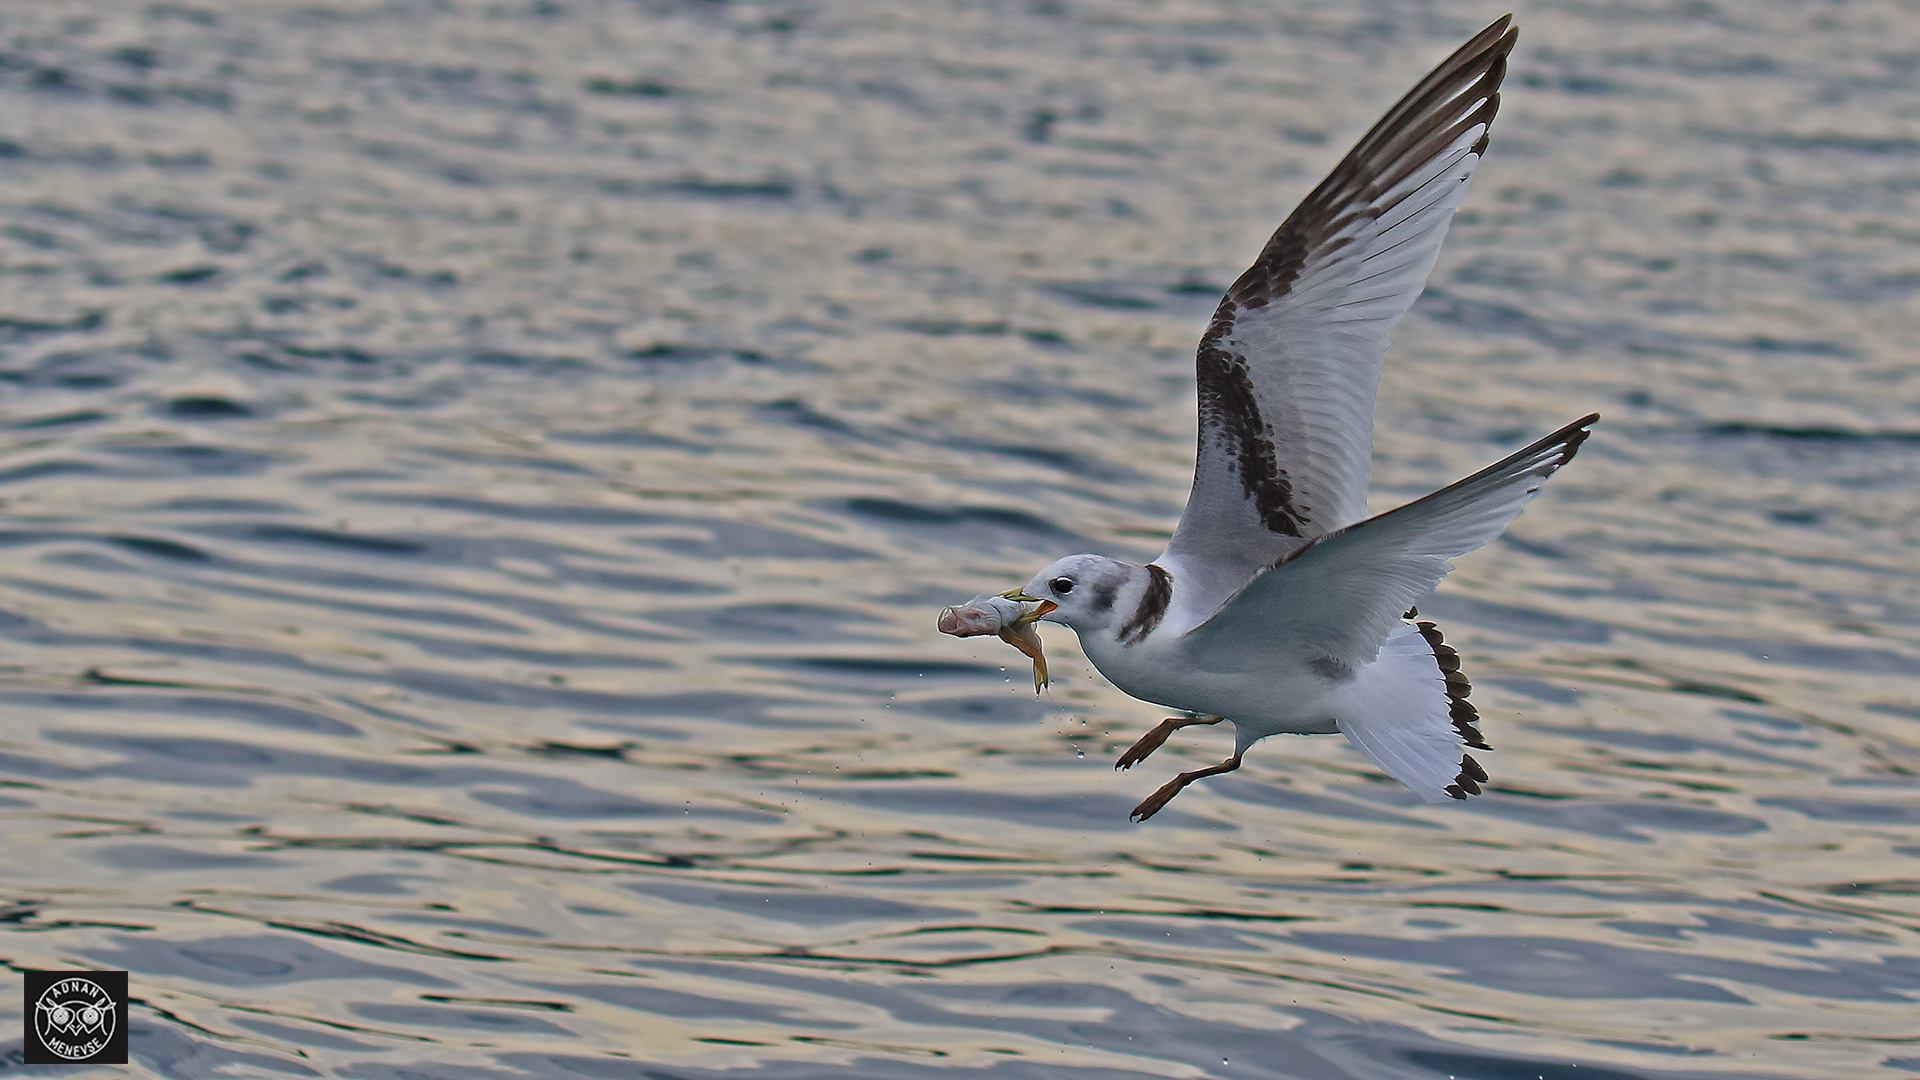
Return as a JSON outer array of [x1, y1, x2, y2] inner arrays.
[[23, 970, 127, 1065]]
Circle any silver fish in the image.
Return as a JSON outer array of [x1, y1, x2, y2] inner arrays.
[[937, 592, 1054, 693]]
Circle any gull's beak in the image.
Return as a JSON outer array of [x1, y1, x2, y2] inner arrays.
[[1017, 600, 1057, 624], [1001, 590, 1057, 624]]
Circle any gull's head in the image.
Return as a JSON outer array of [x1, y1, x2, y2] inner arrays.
[[1020, 554, 1139, 632]]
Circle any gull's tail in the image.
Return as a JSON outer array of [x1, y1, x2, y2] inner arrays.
[[1333, 619, 1490, 802]]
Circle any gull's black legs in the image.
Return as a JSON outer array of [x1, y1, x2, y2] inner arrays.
[[1115, 715, 1225, 771], [1130, 753, 1242, 822]]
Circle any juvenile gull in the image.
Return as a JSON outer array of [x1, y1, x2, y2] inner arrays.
[[939, 16, 1598, 820]]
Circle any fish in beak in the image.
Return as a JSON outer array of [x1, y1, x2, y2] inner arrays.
[[936, 591, 1054, 692]]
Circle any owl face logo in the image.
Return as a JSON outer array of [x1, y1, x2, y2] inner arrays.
[[32, 976, 116, 1060]]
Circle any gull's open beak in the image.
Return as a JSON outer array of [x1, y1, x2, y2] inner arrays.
[[1000, 589, 1057, 624], [1017, 600, 1057, 624]]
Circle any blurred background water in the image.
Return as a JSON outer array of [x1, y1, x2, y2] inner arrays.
[[0, 0, 1914, 1077]]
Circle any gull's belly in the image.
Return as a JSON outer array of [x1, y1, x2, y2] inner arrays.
[[1079, 630, 1338, 731]]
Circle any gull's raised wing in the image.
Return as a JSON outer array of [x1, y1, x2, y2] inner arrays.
[[1182, 413, 1597, 673], [1163, 17, 1518, 595]]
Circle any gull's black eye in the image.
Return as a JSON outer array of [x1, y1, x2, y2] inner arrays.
[[1050, 576, 1074, 595]]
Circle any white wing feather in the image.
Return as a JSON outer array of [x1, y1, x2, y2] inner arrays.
[[1163, 18, 1519, 607], [1182, 413, 1598, 671], [1334, 622, 1488, 803]]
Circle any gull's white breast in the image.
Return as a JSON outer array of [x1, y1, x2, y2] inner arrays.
[[1075, 612, 1342, 738]]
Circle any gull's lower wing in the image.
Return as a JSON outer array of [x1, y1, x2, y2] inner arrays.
[[1182, 413, 1598, 672], [1164, 17, 1518, 590], [1333, 621, 1490, 803]]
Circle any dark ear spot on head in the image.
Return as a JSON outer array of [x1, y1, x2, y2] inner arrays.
[[1089, 575, 1120, 613]]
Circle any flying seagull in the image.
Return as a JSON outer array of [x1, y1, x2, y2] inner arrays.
[[946, 16, 1598, 820]]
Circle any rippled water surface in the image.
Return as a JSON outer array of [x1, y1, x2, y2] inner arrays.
[[0, 0, 1917, 1077]]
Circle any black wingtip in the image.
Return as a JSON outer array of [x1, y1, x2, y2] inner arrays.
[[1493, 411, 1601, 476], [1459, 14, 1516, 55], [1469, 15, 1519, 63], [1444, 752, 1489, 799], [1416, 619, 1489, 750], [1552, 412, 1602, 467]]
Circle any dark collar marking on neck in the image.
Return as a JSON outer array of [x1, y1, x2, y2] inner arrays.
[[1117, 563, 1173, 645]]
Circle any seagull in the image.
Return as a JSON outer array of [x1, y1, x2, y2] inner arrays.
[[977, 16, 1598, 820]]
